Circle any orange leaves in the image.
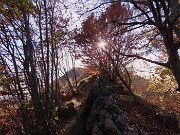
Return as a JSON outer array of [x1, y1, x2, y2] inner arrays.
[[0, 100, 21, 134], [82, 67, 100, 76], [0, 65, 6, 71]]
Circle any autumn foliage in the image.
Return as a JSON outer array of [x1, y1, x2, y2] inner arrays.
[[0, 1, 180, 134], [75, 3, 134, 86]]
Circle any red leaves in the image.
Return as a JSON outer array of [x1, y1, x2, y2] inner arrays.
[[75, 3, 134, 75]]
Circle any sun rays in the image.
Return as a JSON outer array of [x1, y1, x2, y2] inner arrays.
[[98, 40, 106, 50]]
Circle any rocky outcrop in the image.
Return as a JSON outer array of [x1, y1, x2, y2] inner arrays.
[[86, 89, 135, 135], [63, 78, 136, 135], [58, 102, 77, 118]]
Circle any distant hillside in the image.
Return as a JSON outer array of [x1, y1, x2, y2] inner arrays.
[[58, 67, 90, 88]]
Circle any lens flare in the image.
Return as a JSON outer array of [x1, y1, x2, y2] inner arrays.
[[98, 40, 106, 49]]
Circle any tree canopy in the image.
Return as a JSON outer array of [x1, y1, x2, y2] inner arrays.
[[110, 0, 180, 91], [0, 0, 179, 134]]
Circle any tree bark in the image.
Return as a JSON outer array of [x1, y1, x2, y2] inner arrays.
[[161, 26, 180, 92], [168, 55, 180, 92], [22, 9, 51, 134], [117, 0, 180, 91]]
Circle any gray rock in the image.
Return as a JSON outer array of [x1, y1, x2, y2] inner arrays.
[[64, 78, 137, 135]]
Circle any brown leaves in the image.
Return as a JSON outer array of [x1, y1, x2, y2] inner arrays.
[[0, 100, 21, 135], [0, 65, 6, 71], [75, 2, 135, 76]]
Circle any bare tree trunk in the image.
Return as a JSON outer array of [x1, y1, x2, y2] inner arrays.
[[43, 0, 50, 119], [161, 26, 180, 92], [55, 47, 59, 104], [167, 50, 180, 92], [22, 10, 51, 134], [169, 60, 180, 92], [37, 1, 47, 104], [50, 5, 55, 105]]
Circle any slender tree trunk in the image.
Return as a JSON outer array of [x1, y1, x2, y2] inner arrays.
[[38, 2, 47, 104], [50, 7, 55, 105], [55, 47, 60, 104], [44, 0, 50, 119], [22, 10, 51, 134]]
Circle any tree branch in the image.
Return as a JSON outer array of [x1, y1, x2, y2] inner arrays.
[[112, 19, 152, 26], [119, 53, 169, 68], [80, 1, 119, 16]]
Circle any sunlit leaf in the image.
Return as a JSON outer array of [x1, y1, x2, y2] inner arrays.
[[0, 65, 6, 71]]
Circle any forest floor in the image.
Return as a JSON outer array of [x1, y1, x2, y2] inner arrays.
[[57, 84, 179, 135], [57, 100, 179, 135], [114, 94, 179, 135], [0, 84, 179, 135], [0, 99, 22, 135]]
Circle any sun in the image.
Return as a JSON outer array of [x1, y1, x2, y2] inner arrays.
[[98, 40, 106, 49]]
